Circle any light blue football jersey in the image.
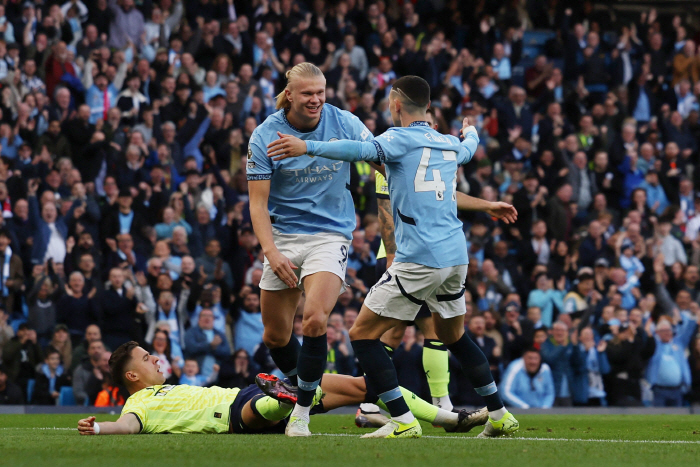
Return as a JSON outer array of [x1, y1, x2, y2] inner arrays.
[[306, 121, 478, 268], [247, 104, 373, 240]]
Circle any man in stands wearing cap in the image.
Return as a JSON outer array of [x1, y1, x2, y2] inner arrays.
[[500, 300, 535, 362], [562, 268, 602, 327]]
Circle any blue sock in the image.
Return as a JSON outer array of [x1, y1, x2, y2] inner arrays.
[[268, 336, 301, 386], [446, 333, 504, 412], [352, 339, 410, 418], [296, 334, 327, 407]]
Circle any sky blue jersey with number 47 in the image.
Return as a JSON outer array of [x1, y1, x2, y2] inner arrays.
[[246, 104, 373, 240], [306, 121, 478, 268]]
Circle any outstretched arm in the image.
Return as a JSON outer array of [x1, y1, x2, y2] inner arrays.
[[455, 192, 518, 224], [77, 414, 141, 435], [267, 131, 380, 162]]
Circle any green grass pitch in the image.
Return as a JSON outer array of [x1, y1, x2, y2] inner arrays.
[[2, 414, 700, 467]]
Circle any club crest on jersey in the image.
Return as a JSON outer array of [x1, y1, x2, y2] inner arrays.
[[247, 146, 253, 159]]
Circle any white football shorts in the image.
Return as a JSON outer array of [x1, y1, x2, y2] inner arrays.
[[260, 230, 350, 292], [364, 261, 468, 320]]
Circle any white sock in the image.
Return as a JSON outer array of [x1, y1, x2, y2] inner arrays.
[[489, 407, 507, 421], [360, 403, 381, 413], [393, 411, 415, 424], [433, 408, 459, 429], [291, 403, 311, 422], [432, 395, 454, 412]]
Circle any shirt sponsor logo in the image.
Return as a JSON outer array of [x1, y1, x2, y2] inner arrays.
[[247, 161, 256, 169], [280, 161, 344, 184]]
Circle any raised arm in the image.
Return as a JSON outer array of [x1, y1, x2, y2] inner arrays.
[[77, 414, 141, 435], [266, 132, 380, 162]]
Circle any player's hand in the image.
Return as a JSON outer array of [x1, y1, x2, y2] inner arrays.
[[267, 249, 298, 288], [486, 202, 517, 224], [461, 117, 477, 138], [78, 416, 97, 435], [267, 132, 308, 160]]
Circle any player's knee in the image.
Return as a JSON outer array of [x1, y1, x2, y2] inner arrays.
[[262, 330, 289, 349], [348, 325, 365, 342], [301, 313, 327, 337]]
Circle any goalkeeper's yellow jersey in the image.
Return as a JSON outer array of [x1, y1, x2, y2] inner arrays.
[[375, 172, 389, 260], [121, 384, 241, 434]]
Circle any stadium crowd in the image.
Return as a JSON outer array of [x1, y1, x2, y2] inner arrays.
[[1, 0, 700, 410]]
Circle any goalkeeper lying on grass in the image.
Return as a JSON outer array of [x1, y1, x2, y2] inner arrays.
[[77, 341, 487, 436]]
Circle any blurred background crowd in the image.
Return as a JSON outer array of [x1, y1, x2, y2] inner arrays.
[[1, 0, 700, 410]]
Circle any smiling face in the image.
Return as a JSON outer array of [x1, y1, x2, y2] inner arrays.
[[287, 76, 326, 125]]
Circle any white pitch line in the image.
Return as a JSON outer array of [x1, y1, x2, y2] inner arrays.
[[315, 433, 700, 444], [3, 428, 700, 444]]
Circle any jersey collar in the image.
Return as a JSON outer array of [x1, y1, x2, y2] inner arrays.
[[282, 107, 324, 133], [408, 121, 430, 127]]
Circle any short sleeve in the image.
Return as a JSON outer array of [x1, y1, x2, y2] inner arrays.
[[246, 130, 273, 181], [375, 172, 389, 199], [122, 398, 147, 433]]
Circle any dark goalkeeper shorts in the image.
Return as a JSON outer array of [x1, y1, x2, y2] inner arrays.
[[229, 384, 288, 434]]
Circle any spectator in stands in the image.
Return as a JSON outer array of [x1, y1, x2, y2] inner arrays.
[[27, 179, 68, 265], [72, 339, 105, 405], [500, 348, 555, 409], [2, 324, 42, 397], [527, 273, 565, 328], [647, 319, 693, 407], [605, 321, 656, 406], [217, 348, 255, 389], [541, 321, 586, 406], [48, 324, 72, 370], [70, 325, 103, 373], [578, 327, 610, 406], [0, 307, 13, 363], [56, 271, 99, 347], [233, 291, 262, 357], [150, 329, 181, 385], [26, 276, 59, 345], [0, 363, 23, 404], [33, 346, 71, 405], [179, 358, 218, 386], [325, 323, 354, 376], [184, 308, 229, 380], [100, 267, 141, 349], [0, 228, 24, 314]]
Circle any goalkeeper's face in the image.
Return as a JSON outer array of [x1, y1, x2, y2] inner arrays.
[[289, 77, 326, 123], [128, 346, 167, 387]]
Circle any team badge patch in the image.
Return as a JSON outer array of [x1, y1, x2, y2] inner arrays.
[[247, 146, 253, 159]]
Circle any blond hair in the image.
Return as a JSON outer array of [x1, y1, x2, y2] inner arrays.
[[275, 62, 324, 110]]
